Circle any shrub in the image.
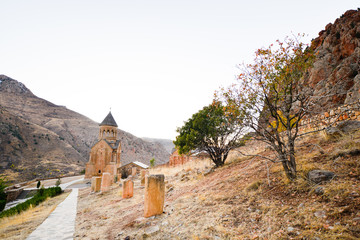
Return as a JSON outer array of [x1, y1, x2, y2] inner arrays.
[[55, 178, 61, 187], [150, 158, 156, 167], [0, 176, 8, 211], [39, 186, 45, 196], [0, 187, 62, 218], [36, 180, 41, 189]]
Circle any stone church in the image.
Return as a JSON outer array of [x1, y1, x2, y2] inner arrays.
[[85, 112, 121, 180]]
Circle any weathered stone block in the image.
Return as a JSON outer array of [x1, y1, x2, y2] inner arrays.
[[101, 172, 111, 192], [122, 179, 134, 198], [91, 177, 102, 192], [144, 174, 165, 218], [141, 170, 149, 186]]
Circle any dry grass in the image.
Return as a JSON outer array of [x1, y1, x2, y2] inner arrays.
[[74, 130, 360, 239], [150, 157, 214, 177], [0, 190, 71, 240]]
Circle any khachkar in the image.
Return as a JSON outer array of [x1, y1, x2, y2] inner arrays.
[[144, 174, 165, 218], [85, 112, 121, 181]]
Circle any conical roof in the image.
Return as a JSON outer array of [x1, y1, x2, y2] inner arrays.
[[99, 112, 118, 127]]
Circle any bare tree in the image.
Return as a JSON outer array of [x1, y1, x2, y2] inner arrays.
[[220, 35, 316, 180]]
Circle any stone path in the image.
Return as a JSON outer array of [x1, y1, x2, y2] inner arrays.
[[26, 178, 84, 240]]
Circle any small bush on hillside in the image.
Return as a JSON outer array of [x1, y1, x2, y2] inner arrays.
[[36, 180, 41, 189], [55, 178, 61, 187], [0, 186, 62, 218], [150, 158, 156, 167]]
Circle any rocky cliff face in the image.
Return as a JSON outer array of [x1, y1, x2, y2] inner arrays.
[[0, 75, 170, 183], [306, 9, 360, 108]]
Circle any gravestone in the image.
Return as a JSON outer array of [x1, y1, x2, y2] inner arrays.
[[141, 170, 149, 186], [91, 177, 102, 192], [144, 174, 165, 218], [101, 172, 111, 192], [122, 179, 134, 199]]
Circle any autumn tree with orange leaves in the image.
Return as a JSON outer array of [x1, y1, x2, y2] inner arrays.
[[220, 35, 315, 180]]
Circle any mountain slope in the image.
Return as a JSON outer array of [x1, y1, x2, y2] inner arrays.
[[142, 137, 175, 154], [0, 75, 170, 183]]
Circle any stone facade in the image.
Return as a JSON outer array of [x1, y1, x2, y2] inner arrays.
[[131, 167, 137, 177], [144, 174, 165, 218], [85, 112, 121, 181], [117, 161, 149, 179]]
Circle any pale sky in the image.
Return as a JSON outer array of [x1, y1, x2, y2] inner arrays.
[[1, 1, 358, 140]]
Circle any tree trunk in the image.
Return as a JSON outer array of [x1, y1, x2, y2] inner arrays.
[[280, 154, 297, 180], [211, 155, 225, 167]]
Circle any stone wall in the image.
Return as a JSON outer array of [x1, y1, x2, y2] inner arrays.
[[298, 101, 360, 132], [5, 188, 23, 202], [169, 149, 191, 167]]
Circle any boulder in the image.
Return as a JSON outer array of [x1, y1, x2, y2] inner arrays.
[[308, 170, 335, 184], [336, 120, 360, 133], [325, 127, 342, 139]]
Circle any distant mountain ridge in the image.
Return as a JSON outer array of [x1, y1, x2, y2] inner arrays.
[[142, 137, 175, 154], [0, 75, 170, 183]]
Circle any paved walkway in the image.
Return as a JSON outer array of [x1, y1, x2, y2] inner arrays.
[[26, 178, 84, 240]]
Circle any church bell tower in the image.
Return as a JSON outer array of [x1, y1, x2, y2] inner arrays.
[[99, 112, 118, 142]]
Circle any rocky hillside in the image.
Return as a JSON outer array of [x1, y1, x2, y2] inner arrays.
[[0, 75, 170, 183], [306, 9, 360, 108], [142, 138, 175, 154], [74, 124, 360, 239]]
